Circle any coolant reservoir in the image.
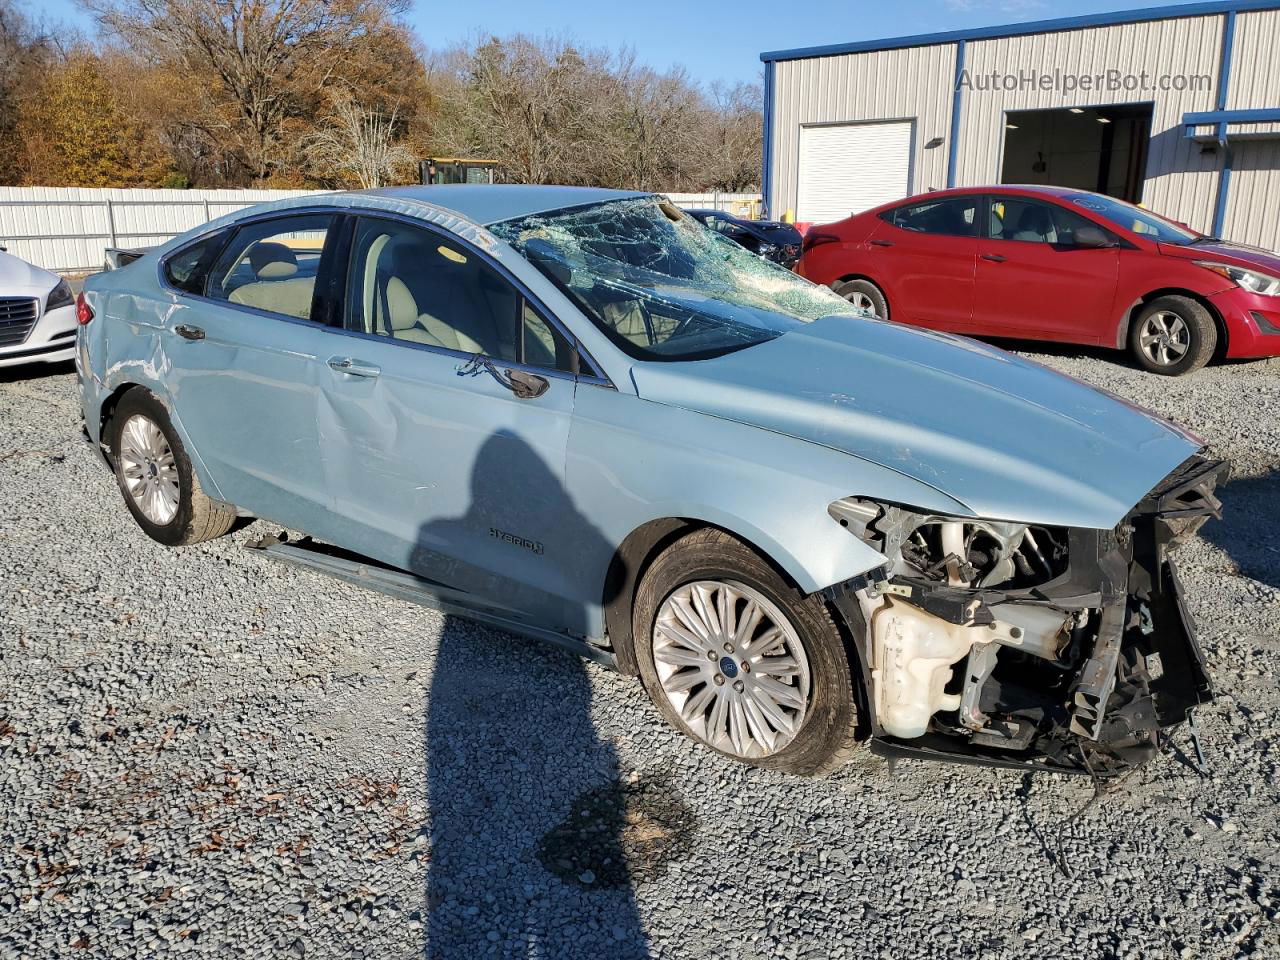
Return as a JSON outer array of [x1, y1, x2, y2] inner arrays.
[[870, 597, 980, 739]]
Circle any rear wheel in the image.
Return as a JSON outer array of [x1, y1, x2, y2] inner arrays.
[[833, 278, 888, 320], [110, 389, 236, 546], [1128, 295, 1216, 376], [632, 528, 860, 776]]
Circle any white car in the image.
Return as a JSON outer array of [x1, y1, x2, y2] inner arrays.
[[0, 248, 77, 368]]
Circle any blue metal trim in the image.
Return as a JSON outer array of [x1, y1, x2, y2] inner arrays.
[[760, 0, 1280, 63], [1185, 107, 1280, 124], [946, 40, 966, 188], [761, 61, 775, 218], [1183, 107, 1280, 132], [1212, 10, 1237, 237], [1213, 149, 1234, 236]]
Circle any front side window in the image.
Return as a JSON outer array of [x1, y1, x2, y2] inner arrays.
[[1069, 193, 1201, 244], [164, 229, 230, 295], [491, 197, 859, 362], [346, 217, 576, 372], [207, 214, 333, 320], [888, 198, 979, 237], [989, 198, 1110, 245]]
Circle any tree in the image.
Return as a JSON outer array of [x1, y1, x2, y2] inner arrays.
[[17, 51, 171, 186], [82, 0, 416, 184], [308, 90, 416, 188], [426, 34, 762, 192], [0, 0, 55, 183]]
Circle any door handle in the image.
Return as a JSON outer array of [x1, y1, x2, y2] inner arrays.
[[981, 253, 1008, 263], [327, 356, 381, 378], [174, 324, 205, 341], [869, 239, 894, 247]]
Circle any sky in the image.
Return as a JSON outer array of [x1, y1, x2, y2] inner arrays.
[[36, 0, 1222, 87]]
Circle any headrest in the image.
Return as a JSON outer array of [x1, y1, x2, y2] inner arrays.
[[249, 241, 298, 280]]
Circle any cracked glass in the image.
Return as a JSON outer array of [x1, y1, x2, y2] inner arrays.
[[492, 197, 862, 361]]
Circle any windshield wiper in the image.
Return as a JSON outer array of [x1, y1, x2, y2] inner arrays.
[[1190, 235, 1223, 244]]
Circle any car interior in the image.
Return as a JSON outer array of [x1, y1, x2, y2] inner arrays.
[[350, 222, 562, 369], [222, 239, 323, 320]]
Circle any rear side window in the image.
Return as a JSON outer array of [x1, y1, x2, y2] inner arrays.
[[163, 230, 229, 295], [207, 214, 334, 321], [883, 198, 979, 237]]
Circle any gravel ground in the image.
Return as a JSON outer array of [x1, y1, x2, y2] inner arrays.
[[1, 348, 1278, 960]]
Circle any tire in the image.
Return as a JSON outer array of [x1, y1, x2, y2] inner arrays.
[[109, 389, 236, 546], [632, 528, 860, 776], [1128, 295, 1216, 376], [833, 278, 888, 320]]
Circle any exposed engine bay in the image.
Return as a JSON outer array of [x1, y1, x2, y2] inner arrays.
[[825, 455, 1228, 776]]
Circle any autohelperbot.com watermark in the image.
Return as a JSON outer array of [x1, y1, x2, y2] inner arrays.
[[957, 68, 1213, 94]]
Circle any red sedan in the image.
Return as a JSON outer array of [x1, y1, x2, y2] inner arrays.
[[797, 185, 1280, 375]]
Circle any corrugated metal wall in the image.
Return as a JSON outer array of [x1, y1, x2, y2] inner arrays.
[[0, 187, 321, 273], [768, 8, 1280, 249], [769, 43, 958, 219], [1223, 9, 1280, 250], [959, 16, 1225, 234]]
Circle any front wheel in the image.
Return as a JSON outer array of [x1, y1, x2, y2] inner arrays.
[[1128, 295, 1216, 375], [632, 528, 860, 776], [110, 389, 236, 546]]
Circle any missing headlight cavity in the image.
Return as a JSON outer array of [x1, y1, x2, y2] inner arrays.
[[829, 498, 1068, 589], [826, 456, 1227, 778]]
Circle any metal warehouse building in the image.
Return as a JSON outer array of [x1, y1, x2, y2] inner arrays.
[[760, 0, 1280, 249]]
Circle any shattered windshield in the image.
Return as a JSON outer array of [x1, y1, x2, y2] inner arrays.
[[491, 197, 861, 361]]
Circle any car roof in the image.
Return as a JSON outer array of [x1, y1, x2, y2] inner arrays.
[[356, 185, 647, 225], [889, 184, 1096, 204]]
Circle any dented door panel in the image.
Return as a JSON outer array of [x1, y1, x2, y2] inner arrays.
[[313, 337, 585, 634], [162, 299, 333, 529]]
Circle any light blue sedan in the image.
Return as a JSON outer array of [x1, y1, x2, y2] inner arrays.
[[77, 186, 1226, 776]]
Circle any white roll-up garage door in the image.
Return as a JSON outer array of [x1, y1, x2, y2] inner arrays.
[[796, 120, 913, 224]]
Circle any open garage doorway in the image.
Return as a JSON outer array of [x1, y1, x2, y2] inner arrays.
[[1000, 104, 1152, 203]]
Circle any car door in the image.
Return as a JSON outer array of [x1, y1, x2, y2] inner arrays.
[[161, 211, 340, 529], [315, 214, 593, 632], [972, 195, 1120, 342], [862, 195, 979, 332]]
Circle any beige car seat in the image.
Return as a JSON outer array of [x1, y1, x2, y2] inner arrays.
[[227, 242, 316, 319], [365, 233, 509, 356]]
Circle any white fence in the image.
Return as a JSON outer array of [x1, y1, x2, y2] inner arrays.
[[0, 187, 321, 273], [665, 192, 762, 218], [0, 186, 763, 274]]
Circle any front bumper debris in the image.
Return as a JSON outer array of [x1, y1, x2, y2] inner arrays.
[[825, 455, 1228, 777]]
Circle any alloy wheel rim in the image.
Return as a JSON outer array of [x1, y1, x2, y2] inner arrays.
[[119, 414, 180, 525], [652, 580, 812, 759], [846, 291, 876, 315], [1139, 311, 1190, 366]]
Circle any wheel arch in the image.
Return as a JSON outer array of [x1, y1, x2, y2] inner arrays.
[[602, 516, 824, 677], [1114, 288, 1227, 355], [98, 381, 147, 453]]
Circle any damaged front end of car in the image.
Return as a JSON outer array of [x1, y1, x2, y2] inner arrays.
[[824, 455, 1229, 777]]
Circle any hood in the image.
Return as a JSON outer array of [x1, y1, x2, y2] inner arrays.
[[630, 315, 1200, 530], [0, 249, 58, 298], [1158, 238, 1280, 275]]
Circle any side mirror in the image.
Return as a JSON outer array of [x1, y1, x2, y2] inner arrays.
[[1073, 225, 1114, 249]]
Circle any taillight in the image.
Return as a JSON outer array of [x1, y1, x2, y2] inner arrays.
[[801, 232, 841, 254], [76, 292, 93, 325]]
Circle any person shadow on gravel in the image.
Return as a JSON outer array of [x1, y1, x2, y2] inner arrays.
[[416, 431, 653, 959]]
